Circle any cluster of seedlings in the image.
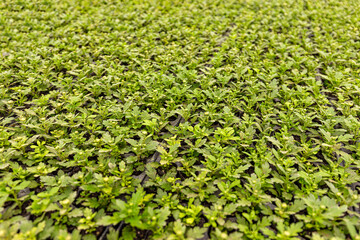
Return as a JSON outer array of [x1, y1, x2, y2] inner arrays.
[[0, 0, 360, 239]]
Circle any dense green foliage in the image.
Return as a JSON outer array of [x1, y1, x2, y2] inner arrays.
[[1, 0, 360, 239]]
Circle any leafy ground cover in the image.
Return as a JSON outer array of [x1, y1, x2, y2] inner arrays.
[[1, 0, 360, 239]]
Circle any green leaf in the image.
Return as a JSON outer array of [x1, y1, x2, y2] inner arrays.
[[125, 139, 138, 146], [14, 181, 30, 190], [97, 216, 120, 226], [187, 227, 207, 239], [112, 199, 126, 211], [145, 141, 158, 151]]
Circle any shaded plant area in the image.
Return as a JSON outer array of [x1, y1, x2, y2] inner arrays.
[[1, 0, 360, 239]]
